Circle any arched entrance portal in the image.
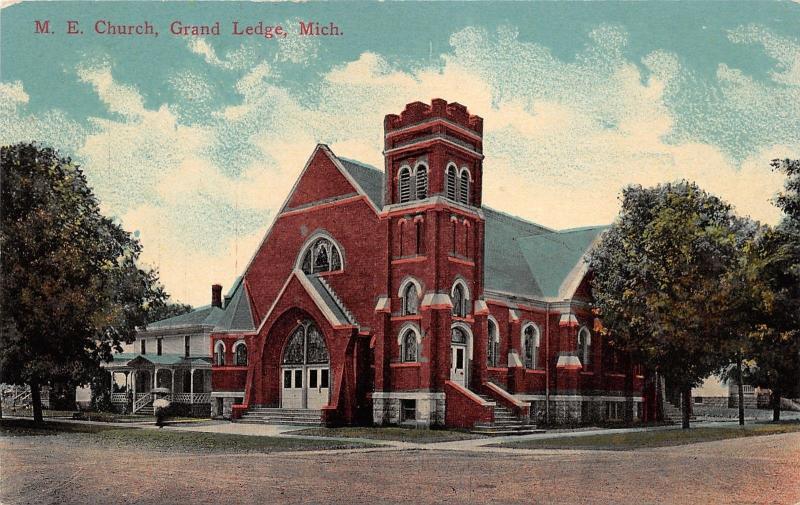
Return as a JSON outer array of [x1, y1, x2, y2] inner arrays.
[[281, 320, 330, 409]]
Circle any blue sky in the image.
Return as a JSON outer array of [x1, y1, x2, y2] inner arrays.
[[2, 1, 799, 305]]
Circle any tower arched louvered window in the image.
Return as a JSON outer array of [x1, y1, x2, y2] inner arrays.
[[459, 170, 470, 205], [415, 165, 428, 199], [402, 282, 419, 316], [399, 167, 412, 203], [445, 164, 457, 201], [451, 282, 469, 317]]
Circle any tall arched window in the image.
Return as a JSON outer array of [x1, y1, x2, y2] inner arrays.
[[451, 282, 468, 317], [445, 164, 458, 201], [234, 341, 247, 366], [523, 324, 540, 369], [401, 281, 419, 316], [415, 219, 424, 255], [214, 341, 225, 366], [487, 319, 499, 367], [459, 169, 470, 205], [399, 166, 412, 203], [299, 236, 343, 274], [401, 329, 418, 362], [578, 326, 592, 367], [415, 164, 428, 199]]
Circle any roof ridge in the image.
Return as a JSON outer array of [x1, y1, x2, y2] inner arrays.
[[483, 206, 555, 234]]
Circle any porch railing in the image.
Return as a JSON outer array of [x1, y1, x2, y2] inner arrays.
[[171, 392, 211, 404], [133, 393, 152, 414], [111, 393, 127, 404]]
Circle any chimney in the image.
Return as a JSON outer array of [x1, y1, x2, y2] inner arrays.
[[211, 284, 222, 308]]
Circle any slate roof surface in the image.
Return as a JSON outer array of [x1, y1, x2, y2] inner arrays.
[[215, 276, 255, 332], [146, 306, 224, 330], [305, 273, 355, 325], [144, 275, 255, 333], [337, 157, 385, 208]]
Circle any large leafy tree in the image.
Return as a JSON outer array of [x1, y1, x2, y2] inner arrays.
[[744, 159, 800, 421], [589, 181, 753, 428], [0, 143, 172, 422]]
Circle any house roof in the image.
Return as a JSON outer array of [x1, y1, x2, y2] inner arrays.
[[106, 353, 212, 368], [143, 275, 255, 334], [146, 305, 225, 330]]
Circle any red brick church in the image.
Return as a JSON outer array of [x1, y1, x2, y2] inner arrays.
[[207, 99, 647, 429]]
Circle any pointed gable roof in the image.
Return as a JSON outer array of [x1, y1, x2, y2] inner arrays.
[[215, 276, 255, 332], [337, 157, 384, 208]]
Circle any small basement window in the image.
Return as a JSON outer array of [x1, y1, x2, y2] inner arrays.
[[400, 399, 416, 422]]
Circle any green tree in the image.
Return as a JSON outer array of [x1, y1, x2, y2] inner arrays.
[[743, 159, 800, 421], [0, 143, 169, 423], [589, 181, 753, 428]]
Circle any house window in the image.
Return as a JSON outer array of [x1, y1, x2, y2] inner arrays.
[[401, 399, 416, 421], [445, 164, 457, 200], [451, 282, 469, 317], [487, 319, 499, 367], [401, 281, 419, 316], [157, 338, 162, 356], [299, 236, 343, 274], [459, 169, 470, 205], [141, 339, 146, 355], [184, 335, 190, 358], [214, 341, 225, 366], [401, 329, 418, 362], [399, 166, 411, 203], [234, 342, 247, 366], [415, 164, 428, 199], [523, 323, 540, 369], [578, 326, 592, 367]]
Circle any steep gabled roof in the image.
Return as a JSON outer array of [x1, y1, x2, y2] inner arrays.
[[215, 276, 255, 332], [517, 225, 608, 299], [337, 157, 384, 208]]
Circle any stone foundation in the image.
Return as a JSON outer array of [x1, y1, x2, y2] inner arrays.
[[211, 392, 245, 419], [521, 394, 643, 425], [371, 392, 445, 427]]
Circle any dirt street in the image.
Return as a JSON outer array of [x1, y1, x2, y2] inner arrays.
[[1, 432, 799, 505]]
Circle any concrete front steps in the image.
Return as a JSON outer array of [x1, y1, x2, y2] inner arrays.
[[237, 407, 323, 426], [471, 394, 543, 436]]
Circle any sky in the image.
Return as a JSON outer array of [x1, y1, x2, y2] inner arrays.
[[1, 1, 799, 306]]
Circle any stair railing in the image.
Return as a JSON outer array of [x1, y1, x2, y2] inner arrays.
[[133, 393, 152, 413]]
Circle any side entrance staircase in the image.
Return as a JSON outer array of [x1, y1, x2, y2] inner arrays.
[[237, 407, 323, 426], [471, 392, 543, 436]]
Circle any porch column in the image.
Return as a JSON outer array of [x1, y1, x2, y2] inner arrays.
[[151, 368, 156, 392], [109, 370, 115, 392], [190, 368, 194, 404], [170, 369, 175, 398]]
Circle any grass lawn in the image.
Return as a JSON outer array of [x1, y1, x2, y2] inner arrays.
[[0, 419, 381, 453], [493, 422, 800, 451], [288, 426, 486, 443]]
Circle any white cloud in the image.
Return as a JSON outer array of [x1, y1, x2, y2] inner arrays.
[[187, 39, 256, 70], [4, 23, 797, 305]]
